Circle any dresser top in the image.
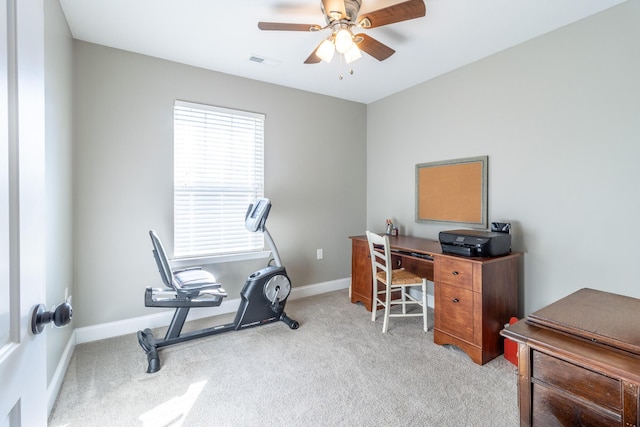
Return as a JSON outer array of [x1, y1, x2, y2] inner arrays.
[[527, 288, 640, 356]]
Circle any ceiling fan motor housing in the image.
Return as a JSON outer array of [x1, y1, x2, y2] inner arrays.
[[343, 0, 363, 21], [323, 0, 362, 24]]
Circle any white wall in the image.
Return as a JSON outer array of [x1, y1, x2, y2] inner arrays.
[[72, 43, 367, 328], [367, 0, 640, 315]]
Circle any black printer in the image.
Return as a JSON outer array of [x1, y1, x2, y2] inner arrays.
[[439, 229, 511, 257]]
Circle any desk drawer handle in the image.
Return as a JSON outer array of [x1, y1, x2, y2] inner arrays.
[[451, 271, 459, 276], [452, 298, 459, 303]]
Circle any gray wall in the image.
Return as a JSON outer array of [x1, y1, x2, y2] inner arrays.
[[44, 0, 74, 386], [62, 0, 640, 329], [72, 42, 367, 327], [367, 0, 640, 316]]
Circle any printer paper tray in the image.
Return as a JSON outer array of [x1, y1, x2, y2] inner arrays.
[[441, 244, 475, 257]]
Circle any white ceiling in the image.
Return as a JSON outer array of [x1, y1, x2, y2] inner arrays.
[[58, 0, 628, 104]]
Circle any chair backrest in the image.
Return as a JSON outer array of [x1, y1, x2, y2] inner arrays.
[[365, 231, 392, 285], [149, 230, 175, 290]]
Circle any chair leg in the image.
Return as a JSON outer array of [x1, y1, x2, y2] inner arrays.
[[371, 280, 378, 322], [422, 279, 428, 332], [401, 287, 407, 314], [382, 285, 391, 333]]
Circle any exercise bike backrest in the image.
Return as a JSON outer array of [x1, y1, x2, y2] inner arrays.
[[149, 230, 174, 290]]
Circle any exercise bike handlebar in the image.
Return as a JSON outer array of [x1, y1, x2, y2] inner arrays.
[[263, 227, 283, 268], [245, 198, 283, 268]]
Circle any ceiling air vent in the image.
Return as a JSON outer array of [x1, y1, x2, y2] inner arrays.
[[249, 55, 281, 67]]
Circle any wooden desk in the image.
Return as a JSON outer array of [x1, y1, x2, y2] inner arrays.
[[502, 289, 640, 426], [350, 235, 521, 365]]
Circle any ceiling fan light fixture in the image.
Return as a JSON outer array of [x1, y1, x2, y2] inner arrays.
[[317, 39, 336, 63], [344, 43, 362, 64], [334, 28, 353, 54]]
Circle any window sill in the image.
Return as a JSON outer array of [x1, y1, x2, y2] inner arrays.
[[171, 250, 272, 268]]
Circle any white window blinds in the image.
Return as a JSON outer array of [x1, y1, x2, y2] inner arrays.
[[174, 100, 265, 258]]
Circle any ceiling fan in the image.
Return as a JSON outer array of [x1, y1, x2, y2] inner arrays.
[[258, 0, 426, 64]]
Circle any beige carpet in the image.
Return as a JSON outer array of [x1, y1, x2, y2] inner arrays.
[[49, 289, 519, 426]]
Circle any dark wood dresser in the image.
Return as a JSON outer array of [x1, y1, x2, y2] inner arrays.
[[501, 288, 640, 426]]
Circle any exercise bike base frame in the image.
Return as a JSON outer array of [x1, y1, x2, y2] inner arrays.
[[138, 265, 299, 373]]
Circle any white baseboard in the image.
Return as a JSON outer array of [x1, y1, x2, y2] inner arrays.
[[408, 286, 435, 309], [47, 331, 76, 416], [75, 277, 350, 344]]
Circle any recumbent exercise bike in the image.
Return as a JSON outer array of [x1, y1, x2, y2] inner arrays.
[[137, 198, 299, 373]]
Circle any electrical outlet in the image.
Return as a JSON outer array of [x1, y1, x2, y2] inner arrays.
[[316, 248, 323, 260]]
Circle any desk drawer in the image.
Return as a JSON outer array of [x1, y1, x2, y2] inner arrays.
[[436, 283, 474, 343], [437, 257, 473, 289], [532, 350, 621, 412]]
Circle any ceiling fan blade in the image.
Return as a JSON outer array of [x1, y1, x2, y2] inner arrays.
[[354, 33, 395, 61], [321, 0, 346, 20], [357, 0, 425, 29], [304, 42, 323, 64], [258, 22, 321, 31]]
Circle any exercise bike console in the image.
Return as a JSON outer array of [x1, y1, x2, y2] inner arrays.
[[245, 197, 270, 233], [137, 198, 299, 373]]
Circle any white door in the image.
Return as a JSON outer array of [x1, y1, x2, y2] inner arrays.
[[0, 0, 47, 425]]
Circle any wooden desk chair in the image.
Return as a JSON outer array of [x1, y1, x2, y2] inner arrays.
[[366, 231, 428, 333]]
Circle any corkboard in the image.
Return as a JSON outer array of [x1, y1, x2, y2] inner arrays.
[[416, 156, 487, 228]]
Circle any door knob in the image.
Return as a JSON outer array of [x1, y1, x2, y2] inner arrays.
[[31, 300, 73, 334]]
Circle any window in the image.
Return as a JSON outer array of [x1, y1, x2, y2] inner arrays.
[[174, 100, 264, 259]]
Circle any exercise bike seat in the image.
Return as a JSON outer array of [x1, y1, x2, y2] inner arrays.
[[147, 230, 228, 307], [173, 267, 223, 290], [173, 269, 228, 300]]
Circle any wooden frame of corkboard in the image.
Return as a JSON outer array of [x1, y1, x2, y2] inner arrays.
[[415, 156, 488, 228]]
